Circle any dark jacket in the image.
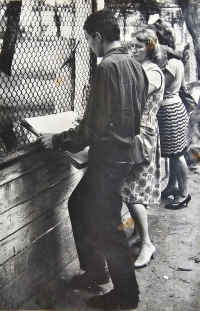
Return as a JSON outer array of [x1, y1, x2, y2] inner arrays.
[[53, 47, 148, 164]]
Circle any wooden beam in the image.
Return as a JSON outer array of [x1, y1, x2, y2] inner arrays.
[[0, 237, 77, 309], [0, 169, 84, 241]]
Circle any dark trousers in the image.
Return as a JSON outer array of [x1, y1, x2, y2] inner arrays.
[[68, 157, 139, 297]]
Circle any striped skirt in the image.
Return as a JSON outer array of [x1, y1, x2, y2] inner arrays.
[[157, 101, 188, 158]]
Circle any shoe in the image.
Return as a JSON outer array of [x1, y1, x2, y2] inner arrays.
[[71, 269, 110, 287], [134, 244, 156, 269], [164, 194, 191, 210], [87, 289, 139, 310], [161, 187, 179, 199]]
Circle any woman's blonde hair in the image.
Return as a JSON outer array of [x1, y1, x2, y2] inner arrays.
[[131, 28, 161, 64]]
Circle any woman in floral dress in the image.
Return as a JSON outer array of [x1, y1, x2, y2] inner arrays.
[[121, 29, 164, 268]]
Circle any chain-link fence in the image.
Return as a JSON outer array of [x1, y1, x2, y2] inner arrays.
[[0, 0, 94, 157], [105, 0, 146, 50], [1, 0, 196, 158]]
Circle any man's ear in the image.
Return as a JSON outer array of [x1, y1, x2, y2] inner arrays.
[[95, 32, 103, 43]]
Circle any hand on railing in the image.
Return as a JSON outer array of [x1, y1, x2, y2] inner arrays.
[[37, 133, 54, 149], [72, 115, 83, 126]]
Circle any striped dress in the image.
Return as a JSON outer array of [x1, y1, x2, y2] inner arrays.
[[157, 59, 188, 158]]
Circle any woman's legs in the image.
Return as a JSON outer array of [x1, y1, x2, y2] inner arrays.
[[127, 203, 155, 267], [164, 155, 191, 209], [162, 158, 178, 193], [168, 158, 178, 188], [163, 155, 188, 199], [172, 155, 188, 200]]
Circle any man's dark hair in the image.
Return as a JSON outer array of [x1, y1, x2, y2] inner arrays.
[[83, 9, 120, 42]]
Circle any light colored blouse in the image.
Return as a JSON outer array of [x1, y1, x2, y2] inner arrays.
[[142, 60, 162, 91], [163, 58, 184, 105]]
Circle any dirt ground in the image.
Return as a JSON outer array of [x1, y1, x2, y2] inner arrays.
[[20, 163, 200, 311]]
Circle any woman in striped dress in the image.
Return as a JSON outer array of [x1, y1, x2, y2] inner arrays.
[[157, 58, 191, 209]]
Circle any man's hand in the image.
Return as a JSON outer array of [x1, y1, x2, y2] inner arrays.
[[72, 115, 83, 126], [37, 133, 54, 149]]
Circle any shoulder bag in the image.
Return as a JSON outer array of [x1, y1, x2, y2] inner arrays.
[[133, 126, 155, 165], [179, 86, 197, 113]]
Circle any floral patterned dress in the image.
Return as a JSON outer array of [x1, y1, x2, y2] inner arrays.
[[121, 61, 164, 205]]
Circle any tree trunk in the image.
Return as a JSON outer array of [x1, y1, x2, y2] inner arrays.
[[0, 1, 22, 76], [178, 0, 200, 79]]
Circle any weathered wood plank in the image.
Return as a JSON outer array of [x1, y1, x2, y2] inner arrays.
[[0, 148, 66, 186], [0, 169, 85, 242], [0, 155, 72, 214], [0, 199, 69, 266], [0, 179, 127, 266], [0, 144, 40, 166], [5, 248, 77, 310], [0, 208, 72, 289], [0, 159, 85, 216], [0, 233, 76, 309], [0, 207, 132, 291]]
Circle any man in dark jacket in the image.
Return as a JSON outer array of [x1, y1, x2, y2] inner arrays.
[[39, 9, 148, 310]]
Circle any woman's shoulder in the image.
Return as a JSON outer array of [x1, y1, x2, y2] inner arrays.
[[145, 63, 164, 83], [165, 58, 184, 79], [143, 60, 162, 74], [144, 62, 163, 90], [167, 58, 184, 70]]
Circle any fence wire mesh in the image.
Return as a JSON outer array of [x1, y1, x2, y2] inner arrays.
[[0, 0, 196, 158], [0, 0, 93, 157]]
